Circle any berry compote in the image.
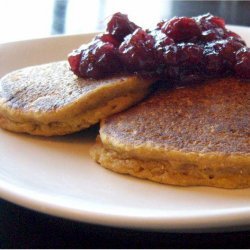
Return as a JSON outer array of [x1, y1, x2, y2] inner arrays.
[[68, 12, 250, 82]]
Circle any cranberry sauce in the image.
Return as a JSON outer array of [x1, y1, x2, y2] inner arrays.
[[68, 12, 250, 81]]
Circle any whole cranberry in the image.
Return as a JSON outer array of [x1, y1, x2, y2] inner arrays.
[[106, 12, 139, 42], [97, 33, 120, 47], [195, 14, 227, 42], [161, 17, 201, 42], [177, 43, 204, 65], [68, 49, 82, 76], [119, 28, 157, 72], [79, 39, 122, 78], [150, 29, 175, 62], [203, 49, 224, 75], [196, 13, 226, 31], [163, 45, 179, 65], [208, 38, 244, 68], [209, 16, 225, 29], [201, 28, 225, 42], [163, 43, 203, 67], [224, 30, 246, 45], [234, 47, 250, 78], [152, 30, 175, 48], [221, 38, 244, 67]]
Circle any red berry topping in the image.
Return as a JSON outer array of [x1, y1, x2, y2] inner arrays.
[[177, 43, 204, 65], [204, 50, 224, 76], [97, 33, 120, 47], [225, 30, 246, 45], [209, 16, 225, 29], [150, 30, 175, 62], [69, 12, 250, 82], [106, 12, 139, 42], [163, 45, 179, 65], [201, 28, 225, 42], [119, 28, 157, 72], [235, 47, 250, 78], [161, 17, 201, 42], [68, 49, 82, 75], [151, 29, 175, 48], [195, 13, 227, 42], [221, 38, 244, 67], [79, 39, 122, 79], [196, 13, 225, 30], [206, 38, 244, 69]]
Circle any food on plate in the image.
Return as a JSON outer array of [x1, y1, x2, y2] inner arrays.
[[0, 11, 249, 188], [0, 61, 154, 136], [91, 77, 250, 188]]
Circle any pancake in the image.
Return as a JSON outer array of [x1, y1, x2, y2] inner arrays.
[[0, 61, 155, 136], [91, 77, 250, 188]]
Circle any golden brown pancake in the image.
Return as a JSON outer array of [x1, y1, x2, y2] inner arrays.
[[91, 77, 250, 188], [0, 61, 155, 136]]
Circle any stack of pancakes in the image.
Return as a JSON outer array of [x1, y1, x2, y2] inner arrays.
[[0, 61, 249, 188]]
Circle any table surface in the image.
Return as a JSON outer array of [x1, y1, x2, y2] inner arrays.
[[0, 0, 250, 248]]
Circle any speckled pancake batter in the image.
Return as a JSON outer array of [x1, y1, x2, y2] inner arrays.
[[0, 61, 155, 136], [91, 77, 250, 188]]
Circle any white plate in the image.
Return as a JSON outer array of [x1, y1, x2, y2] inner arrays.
[[0, 26, 250, 232]]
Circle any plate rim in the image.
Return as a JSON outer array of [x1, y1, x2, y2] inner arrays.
[[1, 178, 250, 231]]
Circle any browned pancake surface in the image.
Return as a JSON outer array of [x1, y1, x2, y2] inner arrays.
[[0, 61, 137, 113], [0, 61, 155, 136], [102, 77, 250, 155]]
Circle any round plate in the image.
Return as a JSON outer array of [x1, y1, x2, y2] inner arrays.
[[0, 26, 250, 231]]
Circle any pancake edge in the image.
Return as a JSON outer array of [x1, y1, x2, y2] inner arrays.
[[90, 138, 250, 189], [100, 128, 250, 168], [0, 88, 151, 136]]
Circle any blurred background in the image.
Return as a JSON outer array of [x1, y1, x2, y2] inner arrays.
[[0, 0, 249, 43]]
